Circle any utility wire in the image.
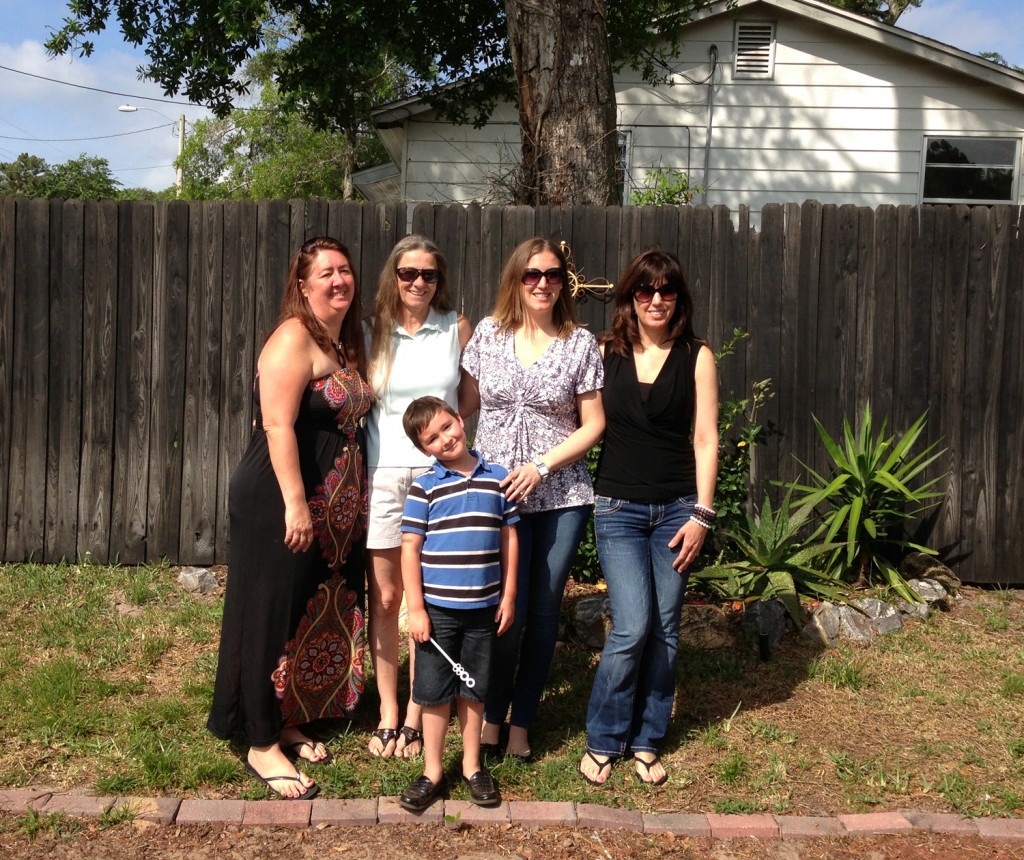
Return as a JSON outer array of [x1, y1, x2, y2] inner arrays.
[[0, 62, 199, 106], [0, 124, 173, 142], [0, 63, 272, 111]]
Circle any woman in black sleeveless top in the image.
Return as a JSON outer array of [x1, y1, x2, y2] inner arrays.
[[578, 250, 719, 787]]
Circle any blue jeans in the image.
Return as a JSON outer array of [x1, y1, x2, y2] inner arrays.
[[484, 505, 590, 730], [585, 494, 695, 757]]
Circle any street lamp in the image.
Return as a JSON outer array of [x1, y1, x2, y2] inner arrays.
[[118, 104, 186, 197]]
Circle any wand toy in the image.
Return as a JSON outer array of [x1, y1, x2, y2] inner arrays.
[[429, 637, 476, 688]]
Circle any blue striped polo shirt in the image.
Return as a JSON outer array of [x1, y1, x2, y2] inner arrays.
[[401, 452, 519, 610]]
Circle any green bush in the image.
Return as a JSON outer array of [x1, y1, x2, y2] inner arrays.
[[785, 403, 947, 602]]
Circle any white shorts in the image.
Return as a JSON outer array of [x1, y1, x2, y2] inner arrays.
[[365, 466, 431, 550]]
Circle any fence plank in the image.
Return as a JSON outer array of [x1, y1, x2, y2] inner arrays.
[[5, 200, 49, 560], [109, 201, 153, 562], [45, 200, 85, 561], [750, 204, 781, 489], [960, 206, 998, 576], [145, 202, 189, 560], [76, 201, 118, 561], [0, 198, 13, 557], [995, 206, 1024, 579], [179, 202, 223, 563]]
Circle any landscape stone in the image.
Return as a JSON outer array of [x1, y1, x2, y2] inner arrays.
[[907, 577, 949, 604], [741, 600, 788, 649], [836, 604, 874, 642], [572, 595, 612, 648], [899, 552, 960, 592], [802, 602, 841, 646], [680, 603, 738, 650], [853, 597, 903, 636], [177, 567, 220, 593]]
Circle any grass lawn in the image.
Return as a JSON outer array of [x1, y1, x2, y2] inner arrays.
[[2, 561, 1024, 816]]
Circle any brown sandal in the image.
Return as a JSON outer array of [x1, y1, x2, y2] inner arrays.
[[368, 727, 399, 757]]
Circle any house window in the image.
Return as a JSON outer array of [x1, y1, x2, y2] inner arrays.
[[734, 22, 775, 79], [922, 136, 1019, 204]]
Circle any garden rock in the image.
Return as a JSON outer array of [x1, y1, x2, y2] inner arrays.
[[896, 577, 949, 619], [680, 603, 738, 650], [741, 600, 788, 649], [177, 566, 220, 594], [803, 602, 841, 646], [899, 552, 960, 593], [853, 597, 904, 636], [836, 604, 876, 642], [572, 595, 612, 649]]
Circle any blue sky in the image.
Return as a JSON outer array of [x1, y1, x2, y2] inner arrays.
[[1, 0, 1023, 192]]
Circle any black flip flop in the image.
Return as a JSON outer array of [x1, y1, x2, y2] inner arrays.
[[578, 750, 614, 786], [244, 761, 320, 800]]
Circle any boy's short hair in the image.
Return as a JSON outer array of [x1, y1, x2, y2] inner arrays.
[[403, 396, 460, 449]]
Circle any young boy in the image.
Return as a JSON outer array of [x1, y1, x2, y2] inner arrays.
[[397, 396, 518, 811]]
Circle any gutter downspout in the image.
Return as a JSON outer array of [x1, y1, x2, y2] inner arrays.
[[702, 44, 719, 204]]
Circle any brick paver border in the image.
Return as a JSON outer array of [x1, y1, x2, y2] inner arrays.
[[4, 790, 1024, 842]]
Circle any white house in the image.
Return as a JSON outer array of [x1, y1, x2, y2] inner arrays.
[[356, 0, 1024, 218]]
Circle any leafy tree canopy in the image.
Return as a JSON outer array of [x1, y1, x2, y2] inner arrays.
[[179, 78, 386, 199], [0, 152, 122, 199], [825, 0, 920, 24], [47, 1, 727, 129]]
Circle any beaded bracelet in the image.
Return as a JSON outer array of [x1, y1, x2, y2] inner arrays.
[[690, 513, 715, 530], [694, 503, 717, 521]]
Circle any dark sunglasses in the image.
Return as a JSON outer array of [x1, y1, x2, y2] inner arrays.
[[396, 267, 439, 284], [632, 283, 679, 303], [522, 267, 564, 286]]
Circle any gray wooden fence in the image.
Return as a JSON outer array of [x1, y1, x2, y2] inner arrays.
[[1, 197, 1021, 582]]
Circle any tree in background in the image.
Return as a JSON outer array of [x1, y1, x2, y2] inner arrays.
[[48, 0, 927, 205], [826, 0, 920, 24], [0, 153, 121, 199], [47, 0, 727, 206], [179, 76, 388, 200]]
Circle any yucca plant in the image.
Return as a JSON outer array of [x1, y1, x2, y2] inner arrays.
[[785, 404, 947, 603], [693, 493, 847, 624]]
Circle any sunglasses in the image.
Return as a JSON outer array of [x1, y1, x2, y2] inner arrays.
[[522, 267, 564, 286], [396, 267, 439, 284], [632, 283, 679, 303]]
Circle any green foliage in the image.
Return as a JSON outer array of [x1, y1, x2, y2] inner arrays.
[[785, 404, 946, 602], [570, 443, 602, 583], [179, 78, 388, 200], [0, 153, 122, 199], [824, 0, 920, 24], [630, 166, 704, 205], [694, 494, 848, 623], [714, 328, 774, 542]]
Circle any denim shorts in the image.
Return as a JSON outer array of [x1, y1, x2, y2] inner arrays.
[[412, 604, 496, 706]]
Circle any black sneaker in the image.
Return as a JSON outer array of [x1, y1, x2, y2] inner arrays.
[[462, 769, 500, 807], [399, 774, 448, 812]]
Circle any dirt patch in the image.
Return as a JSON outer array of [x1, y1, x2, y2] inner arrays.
[[3, 820, 1024, 860]]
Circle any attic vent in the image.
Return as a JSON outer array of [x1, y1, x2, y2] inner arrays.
[[734, 22, 775, 79]]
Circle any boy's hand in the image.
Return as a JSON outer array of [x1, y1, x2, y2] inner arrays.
[[408, 608, 431, 642], [495, 597, 515, 636]]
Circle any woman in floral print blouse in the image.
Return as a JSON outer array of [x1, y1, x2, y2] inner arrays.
[[460, 237, 605, 760]]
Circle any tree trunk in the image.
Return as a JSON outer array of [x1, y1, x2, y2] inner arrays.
[[505, 0, 619, 206], [343, 126, 356, 201]]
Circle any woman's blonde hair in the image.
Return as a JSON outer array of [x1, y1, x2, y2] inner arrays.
[[366, 234, 452, 396], [492, 237, 577, 337]]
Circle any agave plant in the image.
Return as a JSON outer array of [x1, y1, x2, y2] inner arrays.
[[694, 493, 847, 624], [786, 404, 947, 602]]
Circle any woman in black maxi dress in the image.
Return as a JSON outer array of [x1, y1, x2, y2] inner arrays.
[[208, 237, 371, 799]]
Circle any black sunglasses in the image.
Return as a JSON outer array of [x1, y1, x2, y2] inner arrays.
[[522, 267, 564, 286], [396, 267, 439, 284], [632, 283, 679, 303]]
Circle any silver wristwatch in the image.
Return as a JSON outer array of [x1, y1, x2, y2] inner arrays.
[[532, 457, 550, 480]]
